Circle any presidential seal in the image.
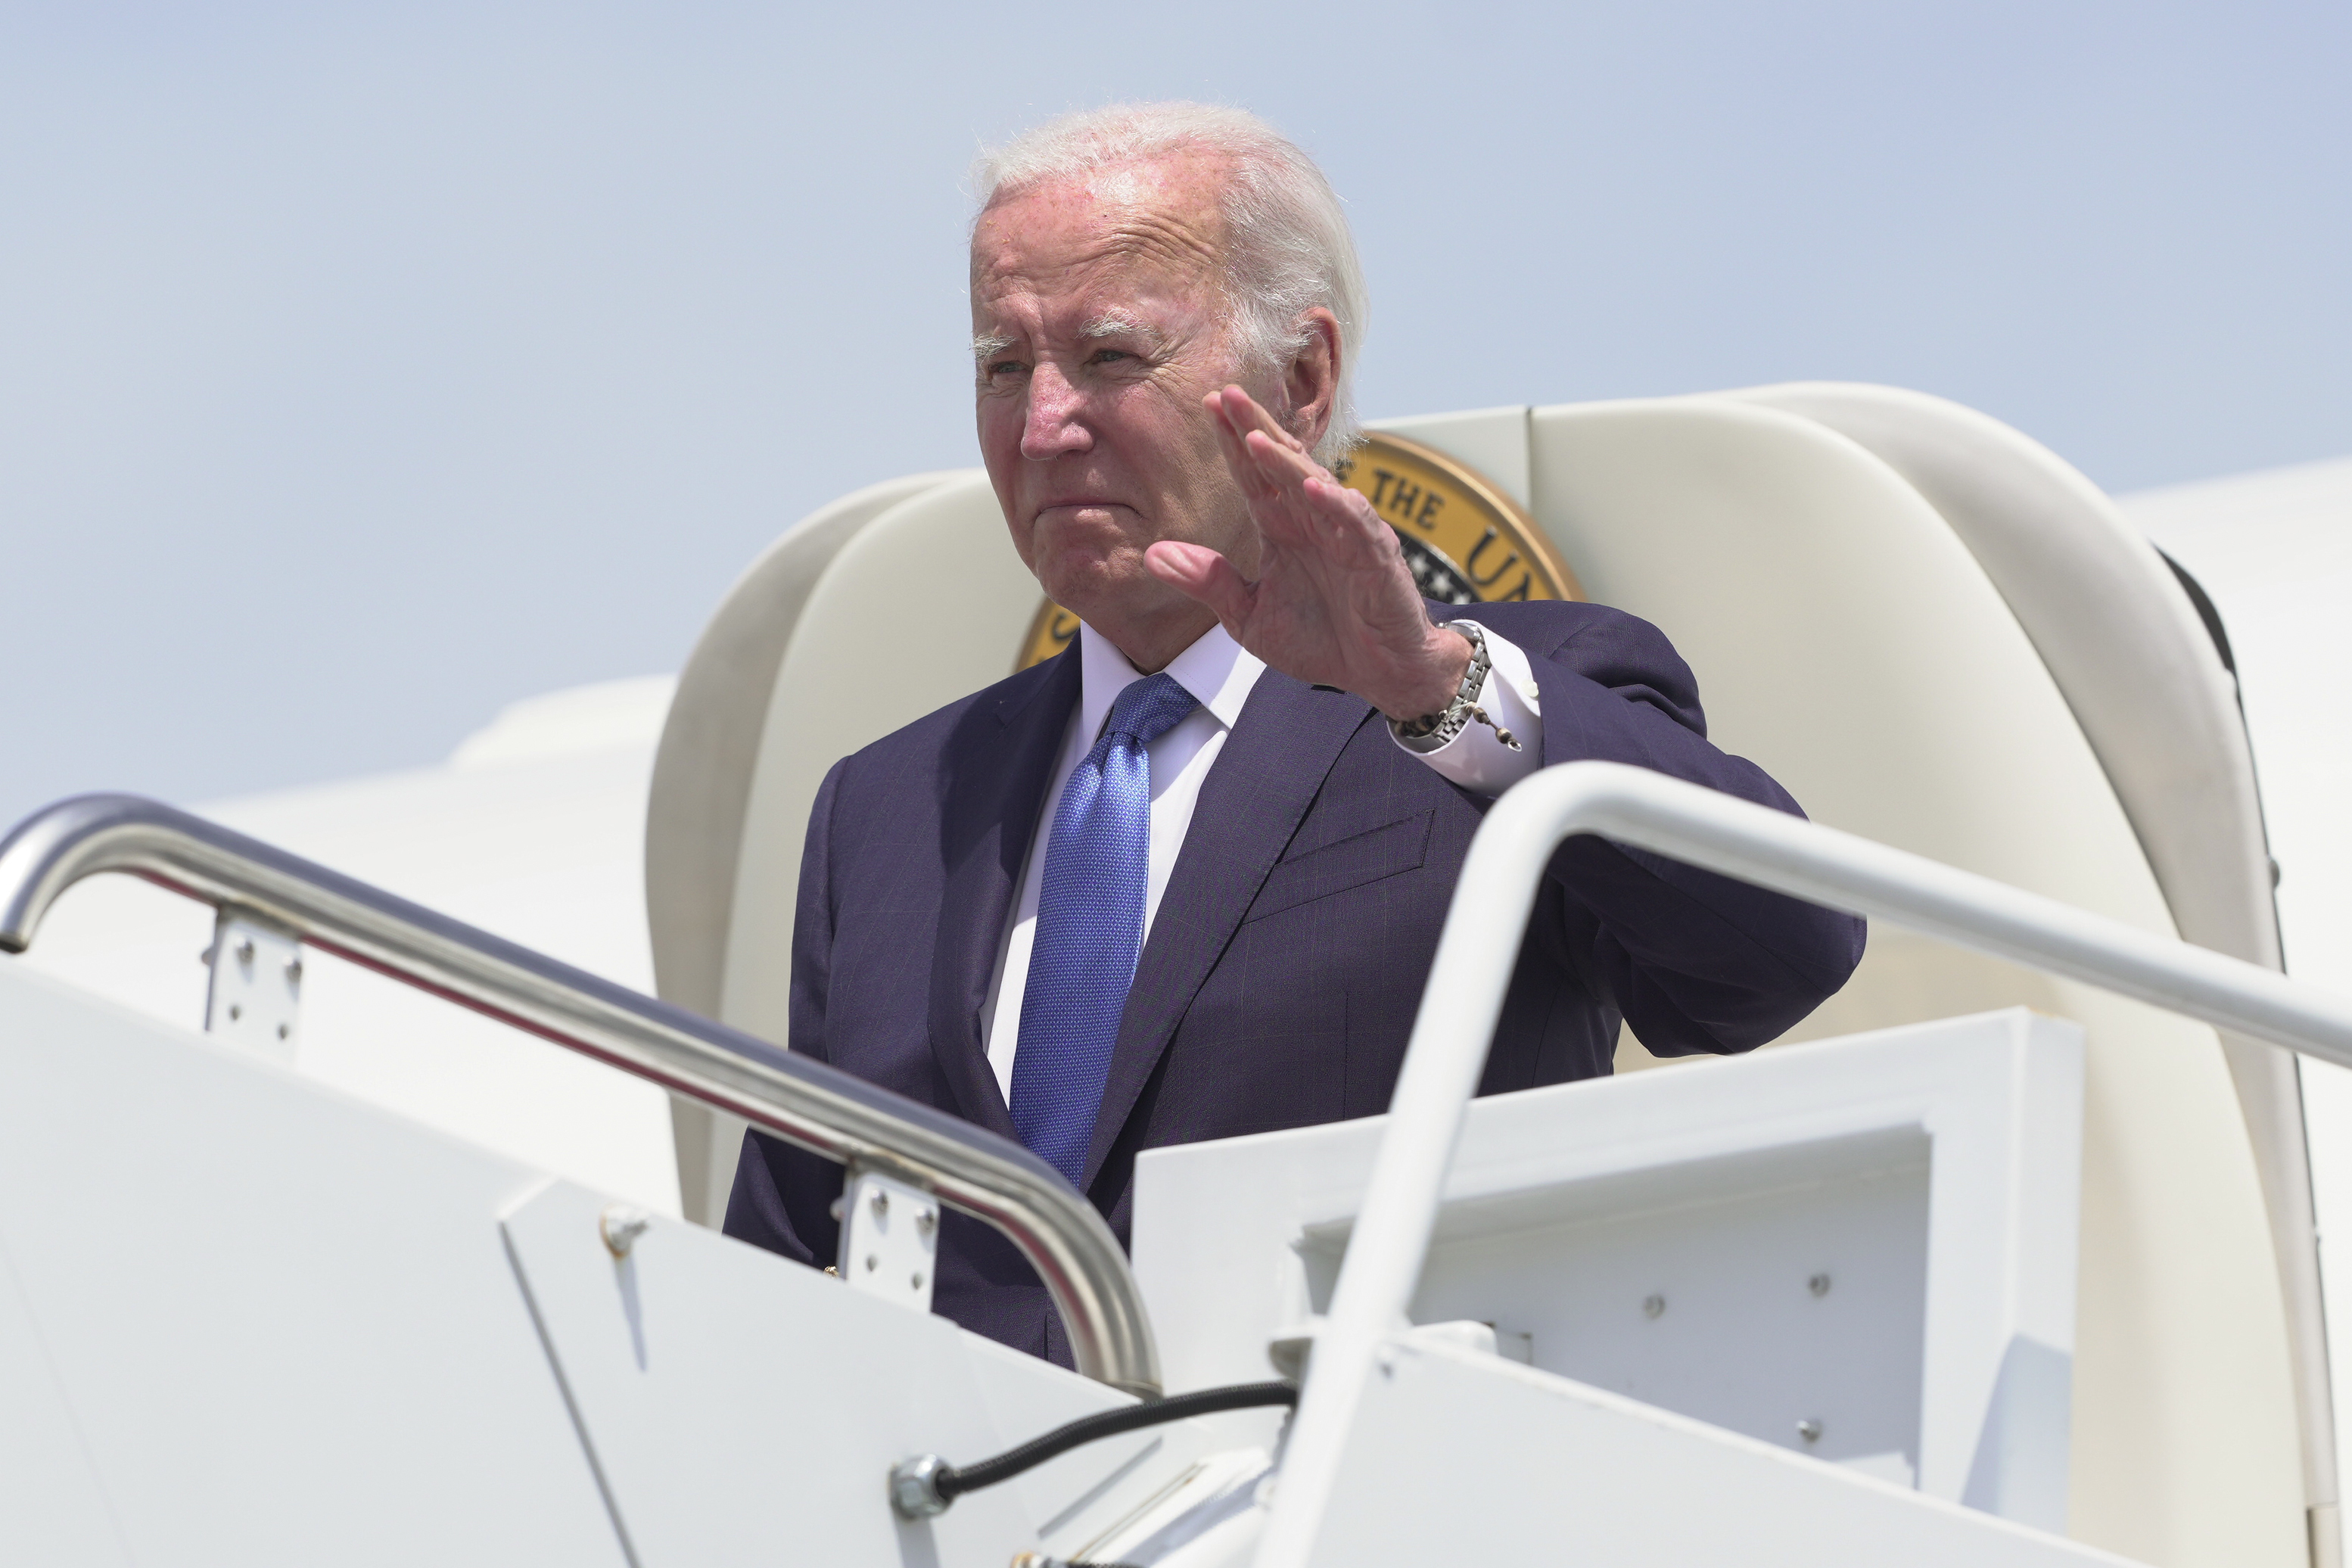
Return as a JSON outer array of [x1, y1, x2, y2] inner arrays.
[[1014, 431, 1582, 671]]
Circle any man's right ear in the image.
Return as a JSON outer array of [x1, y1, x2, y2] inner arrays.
[[1281, 309, 1342, 454]]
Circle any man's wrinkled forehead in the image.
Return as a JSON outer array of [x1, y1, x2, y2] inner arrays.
[[969, 153, 1232, 313]]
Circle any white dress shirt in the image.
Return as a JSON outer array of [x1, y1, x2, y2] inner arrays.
[[981, 619, 1545, 1102]]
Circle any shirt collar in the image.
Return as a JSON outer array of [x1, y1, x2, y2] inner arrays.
[[1075, 620, 1265, 740]]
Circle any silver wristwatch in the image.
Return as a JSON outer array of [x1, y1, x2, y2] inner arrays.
[[1390, 619, 1519, 752]]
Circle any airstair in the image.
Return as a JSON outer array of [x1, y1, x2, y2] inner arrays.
[[2, 384, 2338, 1566]]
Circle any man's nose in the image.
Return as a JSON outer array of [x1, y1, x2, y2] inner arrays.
[[1020, 362, 1093, 461]]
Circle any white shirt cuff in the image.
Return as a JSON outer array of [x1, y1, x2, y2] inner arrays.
[[1389, 627, 1544, 795]]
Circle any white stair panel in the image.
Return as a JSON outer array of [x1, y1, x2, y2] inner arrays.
[[0, 960, 628, 1566]]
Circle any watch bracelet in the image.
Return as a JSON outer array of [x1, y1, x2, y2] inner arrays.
[[1393, 619, 1492, 745]]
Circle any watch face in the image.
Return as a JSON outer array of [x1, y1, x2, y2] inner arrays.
[[1013, 430, 1582, 673]]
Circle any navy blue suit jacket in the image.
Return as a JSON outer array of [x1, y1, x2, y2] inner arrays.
[[724, 600, 1865, 1364]]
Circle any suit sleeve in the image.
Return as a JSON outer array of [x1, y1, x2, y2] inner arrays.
[[720, 757, 850, 1266], [1516, 606, 1867, 1056]]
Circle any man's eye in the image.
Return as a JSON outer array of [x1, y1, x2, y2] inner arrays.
[[985, 359, 1027, 378], [1087, 348, 1133, 366]]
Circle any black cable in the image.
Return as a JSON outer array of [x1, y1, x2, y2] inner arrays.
[[933, 1380, 1298, 1503]]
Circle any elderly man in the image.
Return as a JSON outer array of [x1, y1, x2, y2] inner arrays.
[[725, 103, 1865, 1365]]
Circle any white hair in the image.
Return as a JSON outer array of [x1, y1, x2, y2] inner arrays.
[[973, 101, 1369, 464]]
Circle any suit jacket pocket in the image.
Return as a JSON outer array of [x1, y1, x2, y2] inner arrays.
[[1244, 809, 1435, 925]]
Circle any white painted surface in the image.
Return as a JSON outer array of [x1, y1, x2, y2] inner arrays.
[[13, 675, 682, 1213], [2125, 454, 2352, 1538], [0, 942, 1276, 1568], [1138, 1011, 2082, 1529], [1736, 384, 2331, 1562], [0, 935, 2140, 1568], [507, 1180, 1015, 1565], [0, 957, 629, 1564], [656, 403, 2311, 1563], [0, 1234, 131, 1565], [202, 908, 303, 1064], [1519, 395, 2304, 1568], [502, 1178, 1244, 1566], [4, 408, 2325, 1564], [1344, 1131, 1935, 1474], [450, 676, 680, 770], [1366, 405, 1535, 512], [1301, 1336, 2135, 1568], [1737, 399, 2334, 1542], [838, 1166, 943, 1313]]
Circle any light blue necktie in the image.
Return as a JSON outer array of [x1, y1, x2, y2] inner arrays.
[[1010, 672, 1200, 1187]]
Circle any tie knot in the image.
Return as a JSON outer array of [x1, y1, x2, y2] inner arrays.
[[1105, 672, 1198, 747]]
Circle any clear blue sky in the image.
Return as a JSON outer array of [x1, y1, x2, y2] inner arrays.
[[3, 0, 2347, 825]]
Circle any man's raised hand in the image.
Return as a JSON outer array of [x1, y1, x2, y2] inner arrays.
[[1143, 385, 1470, 720]]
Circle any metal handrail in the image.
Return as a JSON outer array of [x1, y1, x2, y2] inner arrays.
[[1257, 760, 2352, 1566], [0, 794, 1161, 1398]]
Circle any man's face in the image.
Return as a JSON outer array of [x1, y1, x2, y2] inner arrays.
[[972, 155, 1271, 639]]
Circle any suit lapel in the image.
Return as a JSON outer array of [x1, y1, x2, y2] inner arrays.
[[1081, 671, 1374, 1190], [926, 649, 1081, 1140]]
